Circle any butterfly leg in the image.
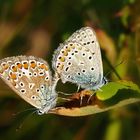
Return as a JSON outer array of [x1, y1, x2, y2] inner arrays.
[[58, 91, 72, 96], [76, 85, 81, 92], [58, 97, 72, 101], [87, 91, 96, 104], [80, 95, 83, 106]]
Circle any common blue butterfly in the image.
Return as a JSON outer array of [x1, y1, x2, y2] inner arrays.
[[52, 27, 107, 90], [0, 56, 58, 115]]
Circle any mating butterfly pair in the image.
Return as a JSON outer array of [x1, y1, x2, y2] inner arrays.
[[0, 27, 107, 115]]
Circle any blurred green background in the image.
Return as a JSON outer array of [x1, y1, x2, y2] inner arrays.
[[0, 0, 140, 140]]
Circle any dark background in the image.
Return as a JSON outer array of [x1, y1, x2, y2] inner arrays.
[[0, 0, 140, 140]]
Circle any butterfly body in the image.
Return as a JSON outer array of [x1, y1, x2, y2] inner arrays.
[[0, 56, 58, 114], [53, 27, 107, 90]]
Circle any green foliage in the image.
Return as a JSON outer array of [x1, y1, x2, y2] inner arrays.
[[53, 81, 140, 116], [97, 81, 140, 100]]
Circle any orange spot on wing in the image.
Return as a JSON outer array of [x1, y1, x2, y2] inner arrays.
[[3, 64, 9, 70], [23, 62, 28, 69], [39, 64, 45, 69], [39, 64, 48, 71], [30, 62, 36, 69], [44, 65, 48, 71], [17, 63, 22, 69], [63, 51, 68, 56], [12, 65, 17, 72], [59, 64, 64, 70], [66, 47, 71, 52], [59, 57, 65, 62], [10, 73, 17, 80]]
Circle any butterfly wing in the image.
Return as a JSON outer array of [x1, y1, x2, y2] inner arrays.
[[52, 27, 104, 90], [0, 56, 56, 110], [67, 27, 103, 80], [53, 42, 103, 90]]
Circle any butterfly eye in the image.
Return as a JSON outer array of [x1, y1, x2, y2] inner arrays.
[[37, 110, 44, 115]]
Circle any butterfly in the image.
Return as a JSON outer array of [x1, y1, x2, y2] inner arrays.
[[0, 56, 58, 115], [52, 27, 107, 90]]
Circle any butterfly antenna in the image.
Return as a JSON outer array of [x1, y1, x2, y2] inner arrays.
[[104, 58, 124, 80], [15, 109, 37, 131], [12, 108, 36, 117]]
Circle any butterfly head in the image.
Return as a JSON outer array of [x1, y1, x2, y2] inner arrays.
[[37, 93, 57, 115]]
